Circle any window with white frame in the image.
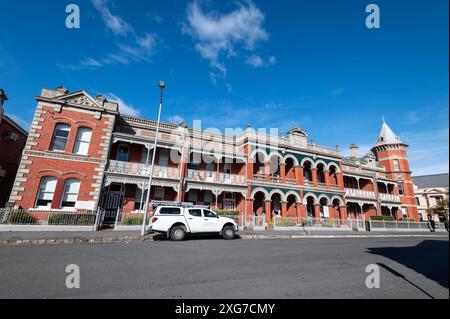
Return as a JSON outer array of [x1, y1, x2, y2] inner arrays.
[[50, 124, 70, 151], [35, 177, 57, 208], [73, 127, 92, 155], [393, 159, 400, 171], [60, 179, 81, 208]]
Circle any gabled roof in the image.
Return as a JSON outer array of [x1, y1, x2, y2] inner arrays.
[[375, 120, 402, 146]]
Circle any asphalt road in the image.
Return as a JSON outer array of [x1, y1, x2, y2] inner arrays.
[[0, 236, 448, 299]]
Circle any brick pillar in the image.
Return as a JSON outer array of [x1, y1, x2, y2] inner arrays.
[[247, 159, 254, 180], [265, 200, 272, 222], [311, 168, 318, 187], [314, 204, 321, 219], [295, 165, 304, 185], [265, 163, 271, 182], [296, 202, 306, 218], [324, 170, 330, 187], [281, 201, 287, 217], [340, 206, 348, 219], [246, 198, 254, 215], [279, 163, 286, 184], [327, 205, 334, 218], [336, 172, 344, 191], [51, 178, 66, 209]]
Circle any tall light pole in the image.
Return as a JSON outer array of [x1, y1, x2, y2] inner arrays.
[[141, 80, 165, 236]]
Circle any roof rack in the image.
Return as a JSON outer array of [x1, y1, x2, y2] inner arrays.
[[151, 201, 210, 209]]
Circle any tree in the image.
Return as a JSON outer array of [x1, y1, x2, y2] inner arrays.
[[427, 197, 449, 222]]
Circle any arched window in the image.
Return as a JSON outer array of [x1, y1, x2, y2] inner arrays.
[[50, 124, 71, 151], [35, 177, 57, 208], [73, 127, 92, 155], [60, 179, 81, 208]]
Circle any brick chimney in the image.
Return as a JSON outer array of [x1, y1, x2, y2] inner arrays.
[[0, 88, 8, 123], [349, 144, 360, 158]]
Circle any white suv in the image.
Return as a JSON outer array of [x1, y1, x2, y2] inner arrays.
[[149, 206, 239, 241]]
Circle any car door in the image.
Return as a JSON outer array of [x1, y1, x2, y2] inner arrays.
[[186, 209, 204, 233], [202, 209, 220, 232]]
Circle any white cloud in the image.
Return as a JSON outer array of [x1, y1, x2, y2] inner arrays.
[[183, 1, 270, 79], [91, 0, 133, 36], [167, 115, 185, 125], [246, 54, 276, 68], [61, 1, 157, 70], [401, 128, 449, 175], [104, 93, 141, 116]]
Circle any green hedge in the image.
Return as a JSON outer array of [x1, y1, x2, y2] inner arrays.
[[7, 212, 38, 225], [121, 217, 145, 225], [369, 216, 394, 221], [216, 210, 240, 216], [48, 214, 96, 225]]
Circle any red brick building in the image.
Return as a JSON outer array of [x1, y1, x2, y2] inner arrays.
[[0, 89, 28, 207], [8, 86, 419, 223]]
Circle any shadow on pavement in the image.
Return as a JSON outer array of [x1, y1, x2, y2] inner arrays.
[[152, 233, 242, 241], [367, 240, 449, 290]]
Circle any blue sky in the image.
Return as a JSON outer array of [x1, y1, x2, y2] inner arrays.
[[0, 0, 448, 175]]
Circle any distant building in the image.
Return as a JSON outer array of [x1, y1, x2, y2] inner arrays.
[[0, 89, 28, 207], [413, 173, 449, 221]]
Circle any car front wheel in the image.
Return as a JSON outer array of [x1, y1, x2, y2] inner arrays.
[[222, 226, 235, 240], [170, 226, 186, 241]]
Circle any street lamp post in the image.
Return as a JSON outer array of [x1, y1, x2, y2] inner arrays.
[[141, 81, 165, 236]]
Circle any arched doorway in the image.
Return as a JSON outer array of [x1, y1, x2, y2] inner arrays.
[[317, 163, 326, 184], [253, 191, 266, 216], [306, 196, 315, 218], [303, 161, 313, 183], [271, 193, 282, 219], [319, 197, 329, 218], [286, 194, 297, 217], [332, 199, 342, 219]]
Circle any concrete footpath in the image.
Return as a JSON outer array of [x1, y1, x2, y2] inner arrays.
[[0, 229, 447, 246]]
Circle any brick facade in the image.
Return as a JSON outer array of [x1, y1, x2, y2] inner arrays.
[[8, 86, 421, 222]]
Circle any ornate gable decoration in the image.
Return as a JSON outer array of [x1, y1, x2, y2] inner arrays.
[[56, 91, 101, 109], [67, 94, 98, 107]]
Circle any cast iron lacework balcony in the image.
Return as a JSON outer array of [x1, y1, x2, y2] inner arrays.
[[253, 174, 266, 182], [107, 160, 180, 179], [379, 193, 401, 203], [187, 169, 246, 185], [345, 188, 377, 200]]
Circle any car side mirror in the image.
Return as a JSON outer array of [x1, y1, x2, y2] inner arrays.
[[217, 215, 220, 219]]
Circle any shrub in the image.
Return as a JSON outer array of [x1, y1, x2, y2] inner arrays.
[[216, 210, 240, 216], [7, 211, 38, 225], [275, 218, 295, 227], [48, 213, 96, 225], [121, 216, 144, 225], [369, 216, 394, 221]]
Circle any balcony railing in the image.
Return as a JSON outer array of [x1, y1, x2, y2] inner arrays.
[[107, 160, 180, 179], [253, 174, 266, 182], [345, 188, 377, 200], [285, 178, 297, 185], [187, 169, 246, 185], [379, 193, 401, 203]]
